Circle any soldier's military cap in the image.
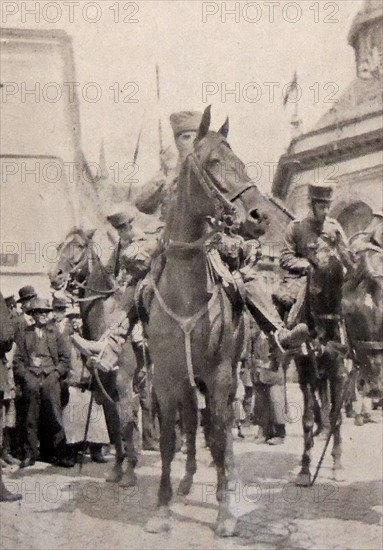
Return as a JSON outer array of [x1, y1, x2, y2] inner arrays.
[[27, 297, 52, 313], [308, 184, 334, 203], [17, 285, 37, 303], [169, 111, 202, 138], [107, 205, 138, 229], [52, 296, 68, 309]]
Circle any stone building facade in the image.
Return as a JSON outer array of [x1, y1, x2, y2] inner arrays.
[[272, 0, 383, 237]]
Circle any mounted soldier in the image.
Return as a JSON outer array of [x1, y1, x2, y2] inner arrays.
[[74, 109, 307, 369], [278, 184, 352, 327], [135, 111, 203, 222], [278, 182, 355, 484]]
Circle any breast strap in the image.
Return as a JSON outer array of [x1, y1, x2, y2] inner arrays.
[[151, 277, 220, 387]]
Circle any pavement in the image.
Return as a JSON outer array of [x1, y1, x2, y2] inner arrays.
[[1, 384, 382, 550]]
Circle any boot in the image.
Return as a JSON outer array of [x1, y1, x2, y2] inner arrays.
[[0, 466, 22, 502], [90, 444, 108, 463], [1, 451, 20, 466], [275, 323, 309, 350]]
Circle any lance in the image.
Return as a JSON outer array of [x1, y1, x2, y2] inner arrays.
[[156, 63, 163, 154], [127, 112, 145, 200], [267, 195, 296, 221]]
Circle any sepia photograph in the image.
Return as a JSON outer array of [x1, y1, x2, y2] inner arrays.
[[0, 1, 382, 548]]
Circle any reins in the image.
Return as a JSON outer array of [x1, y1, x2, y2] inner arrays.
[[153, 143, 247, 387]]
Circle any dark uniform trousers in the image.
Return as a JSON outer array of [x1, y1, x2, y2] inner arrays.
[[13, 324, 70, 460]]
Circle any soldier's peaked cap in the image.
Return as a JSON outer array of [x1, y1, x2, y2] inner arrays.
[[169, 111, 202, 138], [308, 184, 334, 202], [27, 297, 52, 313], [107, 205, 138, 229], [17, 285, 37, 302]]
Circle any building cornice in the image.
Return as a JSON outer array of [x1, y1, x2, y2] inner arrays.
[[287, 109, 383, 152], [272, 127, 383, 198], [0, 28, 72, 45], [348, 7, 383, 48]]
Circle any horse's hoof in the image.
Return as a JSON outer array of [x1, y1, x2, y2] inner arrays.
[[295, 472, 311, 487], [354, 414, 364, 426], [177, 475, 193, 496], [119, 469, 137, 488], [215, 517, 239, 538], [144, 508, 172, 534], [105, 465, 123, 483], [333, 466, 346, 482]]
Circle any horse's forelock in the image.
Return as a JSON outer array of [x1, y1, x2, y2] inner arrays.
[[193, 131, 227, 157]]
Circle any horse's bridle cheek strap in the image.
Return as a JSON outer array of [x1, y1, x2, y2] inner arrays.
[[188, 153, 237, 218]]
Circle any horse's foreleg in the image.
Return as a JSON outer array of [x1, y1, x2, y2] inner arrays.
[[296, 382, 315, 486], [178, 386, 198, 496], [330, 371, 346, 481], [317, 377, 331, 438], [208, 373, 238, 538], [145, 398, 177, 534]]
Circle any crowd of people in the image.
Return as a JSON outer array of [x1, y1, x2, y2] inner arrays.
[[1, 110, 380, 503]]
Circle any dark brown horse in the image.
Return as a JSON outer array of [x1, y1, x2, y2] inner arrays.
[[145, 106, 279, 536], [343, 235, 383, 406], [49, 228, 139, 487], [291, 235, 348, 486]]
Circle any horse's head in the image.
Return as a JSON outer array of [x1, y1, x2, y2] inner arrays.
[[49, 228, 96, 291], [182, 105, 271, 238], [307, 236, 346, 318]]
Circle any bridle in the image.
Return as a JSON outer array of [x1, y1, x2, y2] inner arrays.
[[166, 139, 254, 253], [56, 237, 118, 302]]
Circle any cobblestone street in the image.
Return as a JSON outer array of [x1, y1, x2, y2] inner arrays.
[[1, 384, 382, 550]]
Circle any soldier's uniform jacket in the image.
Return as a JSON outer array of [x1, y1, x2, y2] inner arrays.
[[280, 215, 349, 277], [135, 147, 179, 222], [106, 228, 158, 285]]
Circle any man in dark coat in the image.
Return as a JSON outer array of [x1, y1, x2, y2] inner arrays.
[[279, 184, 351, 321], [13, 297, 70, 467], [0, 292, 22, 501]]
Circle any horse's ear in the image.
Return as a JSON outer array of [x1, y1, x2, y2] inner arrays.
[[196, 105, 211, 141], [85, 228, 96, 240], [218, 117, 229, 138]]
